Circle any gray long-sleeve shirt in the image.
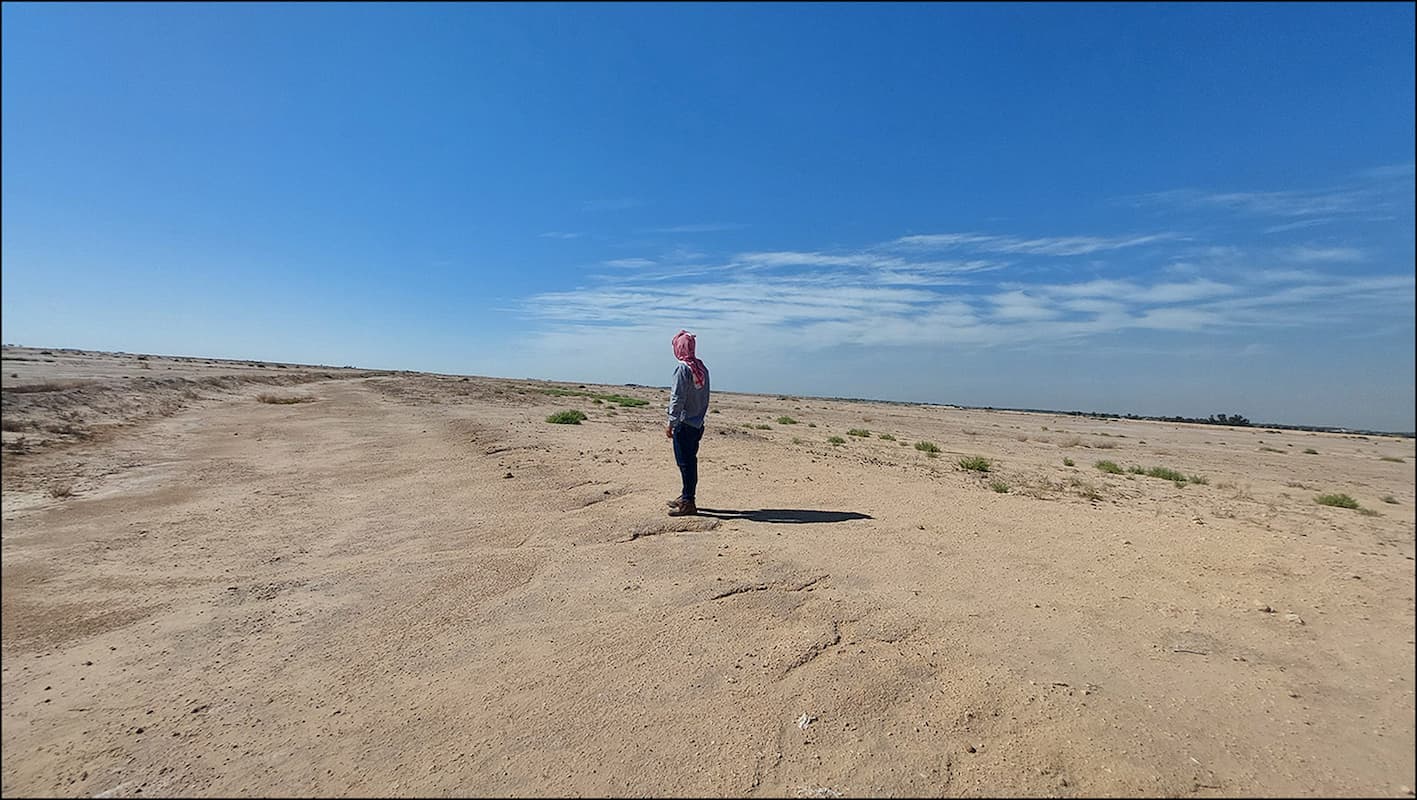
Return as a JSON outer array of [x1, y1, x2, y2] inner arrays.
[[667, 362, 710, 428]]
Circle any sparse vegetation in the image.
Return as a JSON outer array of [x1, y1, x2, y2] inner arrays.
[[1315, 493, 1359, 509], [257, 393, 315, 405], [847, 428, 871, 437], [539, 388, 647, 407], [1095, 460, 1124, 474], [878, 433, 896, 441], [1068, 477, 1103, 501], [827, 436, 846, 445], [776, 416, 798, 425], [1062, 457, 1075, 467], [958, 456, 991, 472], [914, 441, 941, 454], [1143, 466, 1187, 482], [1358, 508, 1381, 517], [1379, 456, 1405, 463], [546, 410, 588, 425], [989, 480, 1010, 493], [753, 424, 772, 430]]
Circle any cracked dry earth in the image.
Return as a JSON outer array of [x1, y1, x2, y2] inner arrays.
[[2, 361, 1415, 797]]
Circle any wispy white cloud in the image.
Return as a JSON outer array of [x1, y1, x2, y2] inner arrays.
[[538, 231, 582, 240], [1285, 246, 1363, 263], [892, 232, 1178, 256], [1359, 162, 1416, 180], [512, 218, 1411, 369], [1263, 218, 1337, 234]]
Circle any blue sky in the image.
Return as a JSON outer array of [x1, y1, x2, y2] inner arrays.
[[3, 3, 1413, 431]]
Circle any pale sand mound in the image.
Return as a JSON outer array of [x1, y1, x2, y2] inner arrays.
[[2, 350, 1413, 797]]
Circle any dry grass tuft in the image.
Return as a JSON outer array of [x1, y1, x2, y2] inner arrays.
[[257, 393, 316, 405]]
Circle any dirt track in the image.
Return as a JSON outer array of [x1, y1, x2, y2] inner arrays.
[[3, 350, 1414, 797]]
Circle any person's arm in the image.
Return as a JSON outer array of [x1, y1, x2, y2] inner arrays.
[[666, 365, 686, 437]]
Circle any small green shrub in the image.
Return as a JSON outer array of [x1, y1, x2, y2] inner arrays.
[[847, 428, 871, 437], [1127, 465, 1145, 474], [989, 480, 1010, 493], [753, 424, 772, 430], [1144, 466, 1187, 482], [1315, 493, 1359, 509], [776, 416, 798, 425], [1187, 474, 1209, 485], [1095, 460, 1124, 474], [878, 433, 896, 441], [958, 456, 991, 472], [827, 436, 846, 445], [914, 441, 941, 454], [546, 410, 588, 425], [1062, 457, 1075, 467]]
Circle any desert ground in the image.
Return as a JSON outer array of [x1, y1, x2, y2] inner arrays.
[[2, 345, 1414, 798]]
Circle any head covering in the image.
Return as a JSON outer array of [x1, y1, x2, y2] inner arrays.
[[672, 330, 706, 388]]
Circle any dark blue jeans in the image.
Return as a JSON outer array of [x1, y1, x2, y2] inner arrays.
[[672, 422, 704, 504]]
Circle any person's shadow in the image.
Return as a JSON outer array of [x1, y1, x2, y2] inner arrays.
[[693, 508, 873, 524]]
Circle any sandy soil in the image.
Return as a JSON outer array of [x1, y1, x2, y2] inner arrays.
[[3, 346, 1414, 797]]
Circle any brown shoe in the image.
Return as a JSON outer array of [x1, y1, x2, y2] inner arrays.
[[667, 497, 685, 509], [667, 501, 697, 517]]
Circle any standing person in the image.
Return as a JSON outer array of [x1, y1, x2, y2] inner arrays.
[[666, 329, 710, 516]]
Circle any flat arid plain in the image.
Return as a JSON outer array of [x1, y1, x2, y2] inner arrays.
[[2, 345, 1413, 798]]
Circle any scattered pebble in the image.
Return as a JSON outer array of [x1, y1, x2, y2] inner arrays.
[[1283, 613, 1305, 625], [796, 713, 816, 730], [503, 472, 514, 479], [967, 745, 977, 753]]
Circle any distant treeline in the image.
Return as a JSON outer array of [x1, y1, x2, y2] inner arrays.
[[978, 406, 1413, 438]]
